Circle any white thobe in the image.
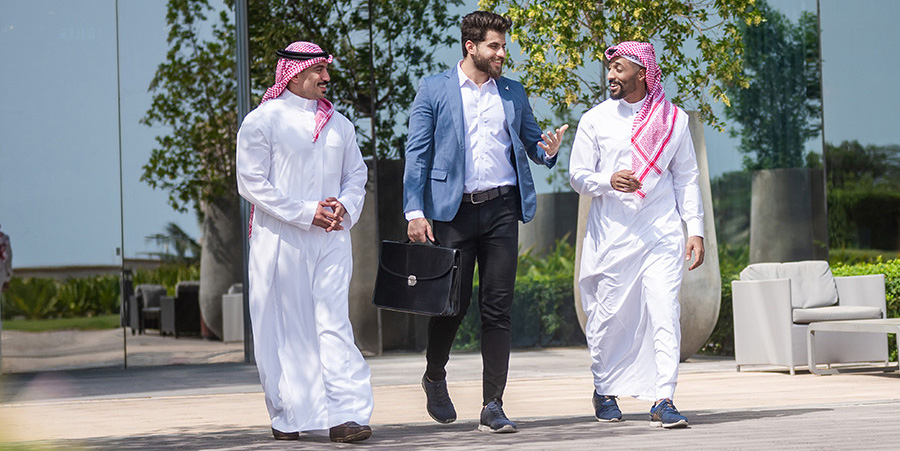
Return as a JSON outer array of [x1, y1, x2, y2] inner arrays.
[[236, 90, 373, 433], [569, 97, 703, 401]]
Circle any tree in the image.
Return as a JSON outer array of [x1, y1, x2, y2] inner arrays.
[[247, 0, 462, 158], [142, 0, 240, 339], [815, 141, 900, 249], [142, 0, 464, 337], [480, 0, 762, 130], [143, 222, 201, 264], [725, 0, 822, 170], [142, 0, 237, 214]]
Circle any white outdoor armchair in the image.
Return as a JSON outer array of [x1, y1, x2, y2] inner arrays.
[[732, 260, 888, 375]]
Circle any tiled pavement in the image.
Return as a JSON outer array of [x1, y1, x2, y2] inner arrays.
[[1, 348, 898, 450]]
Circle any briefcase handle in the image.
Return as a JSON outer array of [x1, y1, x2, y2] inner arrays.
[[404, 237, 442, 247]]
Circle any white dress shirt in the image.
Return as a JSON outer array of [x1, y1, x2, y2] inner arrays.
[[406, 62, 517, 221]]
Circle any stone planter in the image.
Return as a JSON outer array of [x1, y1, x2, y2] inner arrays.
[[749, 168, 828, 264]]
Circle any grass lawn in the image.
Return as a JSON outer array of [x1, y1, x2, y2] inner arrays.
[[1, 314, 120, 332]]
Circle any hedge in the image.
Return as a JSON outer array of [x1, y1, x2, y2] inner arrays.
[[1, 263, 199, 320]]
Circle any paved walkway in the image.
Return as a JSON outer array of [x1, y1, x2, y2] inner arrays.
[[1, 348, 899, 450]]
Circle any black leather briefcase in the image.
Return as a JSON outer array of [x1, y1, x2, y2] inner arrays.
[[372, 240, 461, 317]]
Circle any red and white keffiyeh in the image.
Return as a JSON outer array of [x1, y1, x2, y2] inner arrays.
[[251, 42, 335, 240], [605, 41, 679, 200], [260, 41, 335, 142]]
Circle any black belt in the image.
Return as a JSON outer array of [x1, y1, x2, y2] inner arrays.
[[462, 185, 514, 204]]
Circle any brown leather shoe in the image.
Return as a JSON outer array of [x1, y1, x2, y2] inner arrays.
[[271, 427, 299, 440], [329, 421, 372, 443]]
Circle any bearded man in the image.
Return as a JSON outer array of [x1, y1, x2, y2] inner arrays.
[[403, 10, 568, 433], [236, 41, 373, 443], [569, 41, 705, 429]]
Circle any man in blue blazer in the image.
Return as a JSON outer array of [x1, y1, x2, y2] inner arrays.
[[403, 11, 568, 434]]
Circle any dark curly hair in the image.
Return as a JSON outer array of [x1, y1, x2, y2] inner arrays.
[[460, 11, 512, 58]]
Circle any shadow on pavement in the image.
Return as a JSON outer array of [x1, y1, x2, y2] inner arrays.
[[49, 407, 831, 450], [0, 363, 260, 403]]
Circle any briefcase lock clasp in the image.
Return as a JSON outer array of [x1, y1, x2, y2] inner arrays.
[[408, 275, 417, 286]]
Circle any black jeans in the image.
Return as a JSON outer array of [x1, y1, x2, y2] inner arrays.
[[425, 190, 520, 405]]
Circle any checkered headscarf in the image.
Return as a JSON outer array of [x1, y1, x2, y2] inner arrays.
[[605, 41, 680, 200], [261, 41, 335, 142]]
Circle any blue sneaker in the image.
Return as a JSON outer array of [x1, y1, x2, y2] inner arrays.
[[592, 392, 622, 422], [479, 400, 518, 433], [650, 399, 689, 428], [422, 375, 457, 423]]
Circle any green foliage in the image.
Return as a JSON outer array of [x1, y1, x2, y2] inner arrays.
[[55, 275, 120, 317], [832, 258, 900, 360], [822, 141, 900, 250], [142, 0, 238, 213], [479, 0, 762, 131], [143, 222, 201, 264], [133, 263, 201, 296], [3, 314, 120, 332], [700, 244, 749, 356], [453, 238, 584, 350], [248, 0, 463, 159], [143, 0, 463, 213], [2, 278, 58, 320], [1, 264, 200, 320], [725, 0, 822, 170]]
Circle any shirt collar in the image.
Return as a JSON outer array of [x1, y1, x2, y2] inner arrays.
[[278, 89, 318, 112], [619, 95, 646, 112], [457, 60, 497, 89]]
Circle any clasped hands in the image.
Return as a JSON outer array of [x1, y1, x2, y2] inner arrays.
[[313, 197, 346, 232]]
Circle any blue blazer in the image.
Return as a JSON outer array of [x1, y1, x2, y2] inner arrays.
[[403, 67, 556, 223]]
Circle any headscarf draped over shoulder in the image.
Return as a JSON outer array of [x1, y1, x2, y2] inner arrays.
[[605, 41, 680, 202]]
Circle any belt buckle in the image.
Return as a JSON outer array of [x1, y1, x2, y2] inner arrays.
[[470, 190, 488, 205]]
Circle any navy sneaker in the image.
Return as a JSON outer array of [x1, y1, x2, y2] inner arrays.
[[592, 392, 622, 422], [421, 374, 457, 423], [650, 399, 689, 428], [479, 400, 518, 433]]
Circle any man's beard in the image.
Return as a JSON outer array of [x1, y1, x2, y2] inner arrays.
[[609, 80, 632, 100], [473, 52, 503, 79]]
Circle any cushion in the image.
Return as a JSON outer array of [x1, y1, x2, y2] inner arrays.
[[740, 262, 782, 282], [780, 261, 838, 309], [792, 305, 883, 324]]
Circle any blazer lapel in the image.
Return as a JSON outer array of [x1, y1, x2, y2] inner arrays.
[[445, 68, 465, 151], [497, 77, 516, 131]]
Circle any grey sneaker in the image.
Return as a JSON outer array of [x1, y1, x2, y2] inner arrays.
[[422, 374, 457, 423], [592, 392, 622, 422], [479, 399, 517, 433]]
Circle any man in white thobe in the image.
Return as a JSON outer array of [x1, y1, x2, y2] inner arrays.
[[569, 41, 705, 429], [0, 224, 11, 293], [236, 41, 373, 443]]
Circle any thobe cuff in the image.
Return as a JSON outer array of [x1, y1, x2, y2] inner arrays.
[[338, 195, 357, 229], [298, 200, 318, 230], [685, 219, 704, 239]]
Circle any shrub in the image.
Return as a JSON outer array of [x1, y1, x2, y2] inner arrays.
[[2, 277, 59, 319], [56, 275, 120, 317], [1, 263, 200, 320], [133, 263, 200, 296]]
